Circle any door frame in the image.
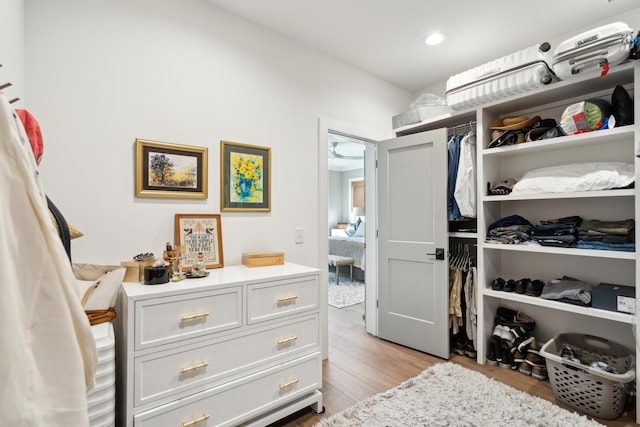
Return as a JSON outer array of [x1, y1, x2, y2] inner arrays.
[[318, 117, 387, 358]]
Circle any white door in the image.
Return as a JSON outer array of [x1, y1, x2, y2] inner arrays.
[[377, 128, 449, 359]]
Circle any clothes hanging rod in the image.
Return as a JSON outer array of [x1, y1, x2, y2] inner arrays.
[[447, 121, 476, 132], [447, 121, 476, 137]]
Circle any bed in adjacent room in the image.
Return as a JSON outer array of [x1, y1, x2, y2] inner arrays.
[[328, 223, 365, 281]]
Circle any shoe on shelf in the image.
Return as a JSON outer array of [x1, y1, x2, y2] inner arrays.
[[495, 307, 536, 332], [525, 339, 548, 380], [492, 325, 515, 343], [519, 362, 533, 376], [499, 340, 516, 370], [494, 322, 534, 351], [531, 365, 548, 380], [515, 335, 535, 353], [503, 279, 516, 292], [486, 336, 501, 365], [492, 277, 505, 291], [513, 348, 527, 365], [515, 278, 530, 294], [513, 336, 534, 375], [525, 279, 545, 297]]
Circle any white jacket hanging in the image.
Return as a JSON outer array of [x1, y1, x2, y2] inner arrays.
[[454, 132, 476, 218]]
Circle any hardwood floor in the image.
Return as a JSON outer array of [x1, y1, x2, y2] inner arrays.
[[270, 303, 637, 427]]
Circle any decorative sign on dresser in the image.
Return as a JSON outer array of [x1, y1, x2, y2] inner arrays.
[[115, 263, 323, 426]]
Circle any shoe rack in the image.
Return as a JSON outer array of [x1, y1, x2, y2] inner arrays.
[[396, 60, 639, 422]]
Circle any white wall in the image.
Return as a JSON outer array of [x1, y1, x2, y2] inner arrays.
[[24, 0, 412, 267], [0, 0, 25, 102], [327, 170, 343, 233]]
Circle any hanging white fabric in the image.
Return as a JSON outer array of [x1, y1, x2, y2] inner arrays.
[[454, 131, 476, 218], [0, 94, 96, 426]]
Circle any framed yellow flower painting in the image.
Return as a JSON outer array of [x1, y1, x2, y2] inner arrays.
[[220, 141, 271, 212]]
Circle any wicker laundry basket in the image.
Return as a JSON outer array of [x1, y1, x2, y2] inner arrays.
[[540, 333, 635, 419]]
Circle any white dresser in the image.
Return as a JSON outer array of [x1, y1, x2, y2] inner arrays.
[[115, 263, 322, 427]]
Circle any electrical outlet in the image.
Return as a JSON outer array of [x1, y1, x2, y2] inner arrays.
[[295, 227, 304, 244]]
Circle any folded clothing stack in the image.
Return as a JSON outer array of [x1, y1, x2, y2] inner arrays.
[[541, 275, 592, 307], [485, 214, 533, 245], [577, 218, 635, 252], [530, 216, 583, 248]]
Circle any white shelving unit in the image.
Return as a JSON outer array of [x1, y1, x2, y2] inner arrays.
[[396, 60, 639, 421]]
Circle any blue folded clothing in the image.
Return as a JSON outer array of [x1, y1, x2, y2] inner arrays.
[[576, 240, 636, 252], [488, 215, 532, 232]]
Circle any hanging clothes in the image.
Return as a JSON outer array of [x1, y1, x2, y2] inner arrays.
[[449, 240, 476, 352], [464, 264, 478, 346], [447, 134, 463, 221], [454, 131, 476, 218], [0, 94, 96, 426], [448, 267, 463, 334]]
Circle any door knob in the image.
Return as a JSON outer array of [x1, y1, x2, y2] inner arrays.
[[427, 248, 445, 260]]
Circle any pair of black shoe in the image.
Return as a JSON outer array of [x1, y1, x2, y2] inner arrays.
[[486, 325, 528, 369], [491, 277, 545, 297], [487, 307, 537, 368]]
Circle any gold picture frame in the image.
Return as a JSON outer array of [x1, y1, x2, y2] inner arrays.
[[135, 138, 208, 199], [220, 140, 271, 211], [175, 214, 224, 270]]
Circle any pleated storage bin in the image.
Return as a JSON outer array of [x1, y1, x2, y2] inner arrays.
[[87, 322, 116, 427], [540, 333, 635, 419]]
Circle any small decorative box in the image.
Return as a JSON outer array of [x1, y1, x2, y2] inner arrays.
[[242, 252, 284, 268]]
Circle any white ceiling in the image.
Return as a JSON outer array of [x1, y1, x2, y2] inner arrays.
[[327, 133, 366, 172], [206, 0, 639, 93], [205, 0, 640, 171]]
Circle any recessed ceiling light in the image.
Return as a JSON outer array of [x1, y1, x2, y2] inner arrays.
[[424, 33, 445, 46]]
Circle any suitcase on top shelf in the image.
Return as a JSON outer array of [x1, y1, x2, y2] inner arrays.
[[445, 42, 555, 110], [552, 22, 634, 79]]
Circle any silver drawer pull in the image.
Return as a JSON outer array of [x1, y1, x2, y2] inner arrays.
[[277, 295, 298, 303], [181, 413, 210, 427], [279, 377, 299, 390], [277, 335, 298, 345], [180, 312, 209, 321], [180, 362, 209, 374]]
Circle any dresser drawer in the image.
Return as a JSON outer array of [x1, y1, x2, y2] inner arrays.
[[134, 352, 321, 427], [247, 276, 318, 324], [134, 314, 319, 407], [135, 287, 242, 350]]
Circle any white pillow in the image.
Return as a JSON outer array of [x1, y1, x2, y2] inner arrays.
[[80, 267, 126, 310], [510, 162, 635, 195], [354, 221, 365, 237]]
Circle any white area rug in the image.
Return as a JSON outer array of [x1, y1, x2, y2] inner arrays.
[[327, 275, 365, 308], [313, 362, 604, 427]]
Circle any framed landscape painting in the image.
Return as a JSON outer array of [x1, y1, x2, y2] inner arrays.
[[135, 139, 208, 199], [220, 140, 271, 211]]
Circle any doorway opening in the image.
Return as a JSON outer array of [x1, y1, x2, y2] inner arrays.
[[318, 117, 384, 359], [327, 132, 367, 314]]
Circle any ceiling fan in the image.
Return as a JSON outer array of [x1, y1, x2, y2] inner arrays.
[[328, 140, 364, 160]]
